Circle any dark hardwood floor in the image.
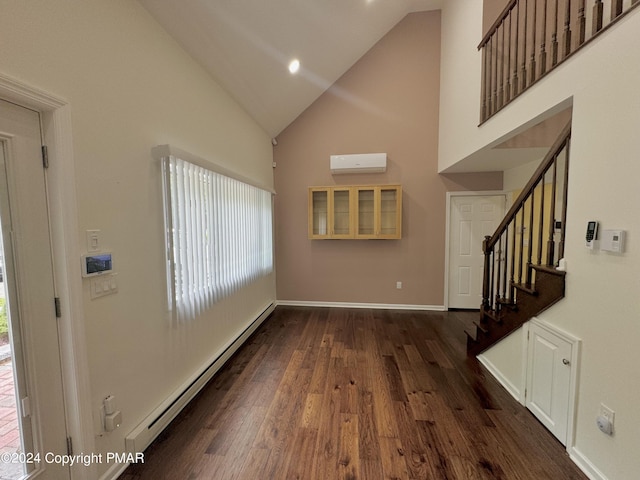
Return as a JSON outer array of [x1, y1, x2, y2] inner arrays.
[[121, 306, 587, 480]]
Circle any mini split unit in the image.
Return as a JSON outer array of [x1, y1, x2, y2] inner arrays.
[[330, 153, 387, 174]]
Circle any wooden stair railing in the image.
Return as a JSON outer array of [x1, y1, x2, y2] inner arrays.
[[467, 122, 571, 355], [479, 0, 640, 123]]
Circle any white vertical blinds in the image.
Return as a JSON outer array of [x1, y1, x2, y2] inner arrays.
[[162, 155, 273, 322]]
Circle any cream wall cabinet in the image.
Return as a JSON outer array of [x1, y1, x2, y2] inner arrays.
[[308, 185, 401, 240]]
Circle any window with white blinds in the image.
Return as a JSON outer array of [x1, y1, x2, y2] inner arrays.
[[162, 154, 273, 322]]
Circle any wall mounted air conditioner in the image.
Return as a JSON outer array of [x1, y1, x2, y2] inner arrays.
[[330, 153, 387, 174]]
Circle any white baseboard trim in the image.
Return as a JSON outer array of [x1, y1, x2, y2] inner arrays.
[[569, 447, 609, 480], [476, 354, 523, 404], [276, 300, 446, 311], [121, 302, 275, 470]]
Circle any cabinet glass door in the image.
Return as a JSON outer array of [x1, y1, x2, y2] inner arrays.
[[332, 189, 352, 236], [380, 187, 399, 236], [311, 190, 328, 237], [356, 188, 376, 237]]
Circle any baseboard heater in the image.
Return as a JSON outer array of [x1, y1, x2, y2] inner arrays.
[[125, 302, 275, 454]]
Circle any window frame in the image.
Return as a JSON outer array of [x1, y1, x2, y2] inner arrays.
[[157, 145, 274, 322]]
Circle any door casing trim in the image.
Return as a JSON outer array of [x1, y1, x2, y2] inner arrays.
[[0, 72, 95, 480]]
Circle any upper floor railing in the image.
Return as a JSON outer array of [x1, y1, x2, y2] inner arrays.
[[479, 0, 639, 123]]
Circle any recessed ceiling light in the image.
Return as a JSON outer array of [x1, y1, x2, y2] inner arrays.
[[288, 59, 300, 74]]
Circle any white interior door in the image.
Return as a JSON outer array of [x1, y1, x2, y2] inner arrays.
[[0, 99, 70, 478], [448, 195, 505, 309], [526, 321, 573, 445]]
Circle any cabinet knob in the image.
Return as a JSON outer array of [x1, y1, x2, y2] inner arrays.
[[562, 358, 570, 366]]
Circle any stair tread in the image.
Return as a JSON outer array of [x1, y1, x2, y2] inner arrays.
[[496, 298, 517, 310], [531, 264, 567, 276], [464, 328, 478, 342], [472, 320, 489, 334], [495, 297, 514, 305], [482, 308, 501, 323], [513, 283, 537, 295]]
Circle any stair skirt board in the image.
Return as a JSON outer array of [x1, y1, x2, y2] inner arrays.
[[124, 302, 275, 456]]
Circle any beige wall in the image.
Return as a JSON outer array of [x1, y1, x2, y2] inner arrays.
[[482, 0, 510, 36], [274, 11, 501, 307]]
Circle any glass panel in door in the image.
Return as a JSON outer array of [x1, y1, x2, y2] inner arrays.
[[0, 219, 22, 480], [380, 188, 398, 235], [357, 188, 375, 236], [332, 189, 351, 236], [0, 100, 70, 479], [311, 190, 328, 236]]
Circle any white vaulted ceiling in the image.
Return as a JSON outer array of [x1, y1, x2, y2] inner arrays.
[[138, 0, 442, 137]]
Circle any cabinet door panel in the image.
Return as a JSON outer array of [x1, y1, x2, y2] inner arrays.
[[309, 189, 329, 238], [379, 186, 401, 238], [331, 188, 354, 238], [356, 187, 376, 238], [526, 322, 573, 445]]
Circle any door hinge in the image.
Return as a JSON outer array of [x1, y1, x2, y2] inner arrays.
[[21, 397, 31, 417], [66, 436, 73, 456], [54, 297, 61, 318], [41, 145, 49, 169]]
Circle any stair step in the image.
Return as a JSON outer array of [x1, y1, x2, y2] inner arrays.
[[513, 283, 537, 296], [531, 264, 567, 277], [482, 308, 501, 324], [496, 297, 517, 311], [464, 328, 478, 342], [469, 264, 567, 356], [472, 320, 489, 334]]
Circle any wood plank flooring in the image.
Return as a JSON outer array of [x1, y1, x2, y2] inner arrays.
[[120, 306, 587, 480]]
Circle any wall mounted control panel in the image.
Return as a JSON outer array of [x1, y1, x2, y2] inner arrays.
[[82, 231, 118, 299], [81, 252, 113, 277], [585, 222, 627, 254], [585, 221, 598, 249], [601, 229, 626, 253]]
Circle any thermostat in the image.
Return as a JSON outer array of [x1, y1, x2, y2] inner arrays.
[[601, 230, 625, 253], [81, 252, 113, 277]]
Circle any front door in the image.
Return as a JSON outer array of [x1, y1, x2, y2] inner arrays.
[[0, 99, 70, 478], [448, 195, 505, 309]]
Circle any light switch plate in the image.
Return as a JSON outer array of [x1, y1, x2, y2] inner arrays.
[[86, 230, 101, 253], [90, 273, 118, 299]]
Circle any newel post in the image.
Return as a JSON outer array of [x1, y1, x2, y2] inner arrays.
[[482, 235, 493, 311]]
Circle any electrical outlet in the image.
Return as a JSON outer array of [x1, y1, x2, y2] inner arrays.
[[396, 281, 402, 289], [599, 403, 615, 424], [597, 403, 615, 435]]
